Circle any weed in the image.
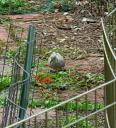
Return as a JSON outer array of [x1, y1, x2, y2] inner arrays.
[[47, 114, 95, 127], [32, 59, 104, 108], [33, 63, 104, 90], [41, 0, 76, 13], [0, 40, 6, 55], [29, 99, 58, 109], [0, 76, 11, 90], [82, 73, 104, 88], [0, 16, 10, 25], [60, 0, 76, 12], [59, 101, 104, 112], [59, 114, 95, 127], [6, 49, 16, 59], [29, 96, 104, 112], [0, 0, 34, 14], [28, 99, 41, 109], [0, 97, 5, 107], [41, 0, 55, 13]]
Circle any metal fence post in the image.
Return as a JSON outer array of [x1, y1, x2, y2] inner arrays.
[[104, 10, 116, 128], [19, 25, 35, 120]]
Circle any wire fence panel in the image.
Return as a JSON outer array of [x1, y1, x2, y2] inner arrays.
[[0, 22, 29, 127], [5, 80, 116, 128], [0, 1, 116, 128], [5, 6, 116, 128]]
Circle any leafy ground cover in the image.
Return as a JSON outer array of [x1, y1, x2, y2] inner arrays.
[[30, 59, 104, 109], [32, 60, 104, 90], [0, 76, 11, 90], [0, 1, 105, 126], [0, 0, 33, 14], [0, 0, 76, 14], [0, 0, 113, 15]]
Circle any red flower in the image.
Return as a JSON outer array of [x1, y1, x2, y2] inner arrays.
[[40, 77, 52, 84], [32, 74, 52, 84]]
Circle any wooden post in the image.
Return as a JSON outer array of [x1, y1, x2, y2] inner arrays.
[[104, 10, 116, 128]]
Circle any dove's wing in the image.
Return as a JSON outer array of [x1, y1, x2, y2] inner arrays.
[[48, 52, 65, 70]]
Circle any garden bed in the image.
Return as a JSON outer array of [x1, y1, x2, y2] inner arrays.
[[0, 1, 105, 127]]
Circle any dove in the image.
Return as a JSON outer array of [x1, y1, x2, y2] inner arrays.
[[48, 52, 65, 71]]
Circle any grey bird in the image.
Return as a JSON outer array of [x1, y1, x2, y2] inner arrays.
[[48, 52, 65, 71]]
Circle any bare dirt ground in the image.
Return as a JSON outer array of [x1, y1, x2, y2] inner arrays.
[[0, 11, 104, 73], [8, 11, 104, 72]]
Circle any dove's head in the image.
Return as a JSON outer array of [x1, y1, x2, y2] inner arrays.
[[50, 52, 58, 63]]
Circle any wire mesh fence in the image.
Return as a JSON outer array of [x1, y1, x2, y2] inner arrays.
[[4, 82, 113, 128], [0, 1, 115, 128], [3, 7, 116, 128], [0, 22, 29, 127]]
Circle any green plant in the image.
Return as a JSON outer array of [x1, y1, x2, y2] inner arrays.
[[50, 114, 95, 128], [33, 70, 75, 90], [28, 99, 58, 109], [79, 119, 95, 128], [44, 99, 59, 108], [0, 16, 10, 25], [32, 59, 104, 105], [33, 63, 104, 89], [84, 73, 104, 87], [32, 59, 104, 110], [41, 0, 55, 13], [9, 25, 26, 44], [0, 76, 11, 90], [59, 101, 104, 112], [60, 0, 76, 12], [0, 0, 34, 14], [28, 99, 41, 108], [28, 96, 104, 112], [0, 97, 5, 107], [6, 49, 16, 59], [41, 0, 76, 13], [0, 40, 6, 55]]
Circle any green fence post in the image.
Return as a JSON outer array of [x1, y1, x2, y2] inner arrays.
[[19, 25, 35, 120]]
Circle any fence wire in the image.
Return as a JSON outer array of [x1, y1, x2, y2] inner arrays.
[[4, 7, 116, 128], [0, 1, 115, 128]]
